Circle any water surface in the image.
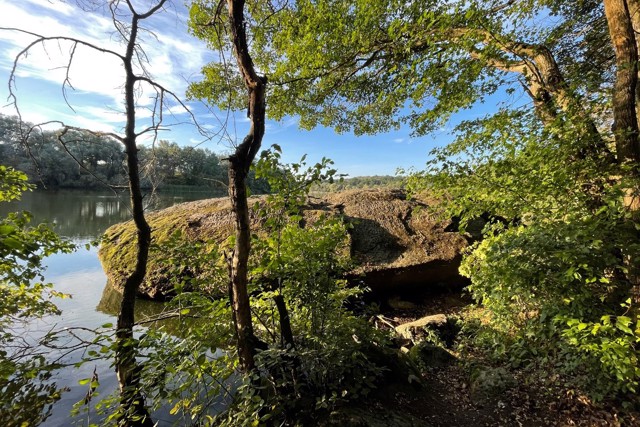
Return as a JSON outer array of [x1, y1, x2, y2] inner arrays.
[[1, 189, 213, 426]]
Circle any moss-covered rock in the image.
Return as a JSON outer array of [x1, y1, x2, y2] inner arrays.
[[98, 189, 467, 299]]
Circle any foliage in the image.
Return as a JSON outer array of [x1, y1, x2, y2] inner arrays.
[[0, 114, 268, 194], [413, 103, 640, 401], [231, 148, 389, 423], [213, 322, 388, 427], [0, 115, 128, 189], [559, 305, 640, 398], [0, 166, 75, 426], [130, 150, 391, 425], [250, 147, 354, 340], [310, 175, 404, 194], [190, 0, 610, 137], [138, 140, 231, 193], [151, 230, 228, 298]]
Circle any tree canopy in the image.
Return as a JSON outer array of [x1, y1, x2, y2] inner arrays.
[[191, 1, 610, 135], [189, 0, 640, 404]]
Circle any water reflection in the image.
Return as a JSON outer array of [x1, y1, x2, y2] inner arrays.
[[0, 189, 211, 240], [97, 282, 194, 338], [0, 189, 213, 426]]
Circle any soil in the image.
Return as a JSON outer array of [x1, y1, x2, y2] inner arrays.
[[366, 292, 640, 427], [367, 364, 639, 427]]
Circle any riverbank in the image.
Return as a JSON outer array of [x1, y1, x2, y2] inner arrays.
[[93, 187, 640, 426]]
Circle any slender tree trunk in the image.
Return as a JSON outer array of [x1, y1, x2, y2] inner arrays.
[[115, 10, 154, 427], [226, 0, 268, 372], [273, 292, 295, 349], [227, 157, 259, 370], [604, 0, 640, 164], [625, 0, 640, 125]]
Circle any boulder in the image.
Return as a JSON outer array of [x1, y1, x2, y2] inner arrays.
[[395, 313, 461, 348], [327, 190, 467, 293], [98, 189, 468, 300], [395, 314, 449, 340]]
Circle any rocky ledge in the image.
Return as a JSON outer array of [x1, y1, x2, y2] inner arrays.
[[98, 189, 468, 300]]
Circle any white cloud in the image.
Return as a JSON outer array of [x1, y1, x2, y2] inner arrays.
[[0, 0, 210, 126], [72, 113, 120, 133], [22, 0, 75, 16]]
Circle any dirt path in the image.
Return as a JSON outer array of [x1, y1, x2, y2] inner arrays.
[[372, 292, 640, 427]]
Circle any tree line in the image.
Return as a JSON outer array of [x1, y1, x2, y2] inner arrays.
[[0, 114, 268, 194], [311, 175, 404, 193]]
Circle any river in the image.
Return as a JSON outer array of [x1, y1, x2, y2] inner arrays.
[[0, 189, 213, 426]]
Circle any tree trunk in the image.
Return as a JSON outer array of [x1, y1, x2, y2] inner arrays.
[[625, 0, 640, 125], [604, 0, 640, 306], [226, 0, 269, 373], [604, 0, 640, 164], [273, 292, 295, 349], [227, 156, 259, 371], [114, 10, 154, 427], [478, 39, 608, 158]]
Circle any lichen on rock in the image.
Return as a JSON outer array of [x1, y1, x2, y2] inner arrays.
[[98, 189, 468, 300]]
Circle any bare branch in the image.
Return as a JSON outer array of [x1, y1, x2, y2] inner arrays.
[[61, 42, 78, 113], [0, 27, 125, 60], [56, 126, 124, 191], [137, 0, 169, 20]]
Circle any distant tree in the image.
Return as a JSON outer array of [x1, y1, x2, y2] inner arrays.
[[311, 175, 404, 193], [0, 115, 127, 189]]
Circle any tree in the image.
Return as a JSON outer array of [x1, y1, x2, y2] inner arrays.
[[189, 0, 269, 373], [191, 0, 640, 400], [604, 0, 640, 165], [3, 1, 203, 424]]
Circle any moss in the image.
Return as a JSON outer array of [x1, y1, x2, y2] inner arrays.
[[98, 198, 234, 297], [99, 190, 467, 299]]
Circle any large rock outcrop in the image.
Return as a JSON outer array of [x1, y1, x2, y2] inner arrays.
[[98, 189, 468, 300]]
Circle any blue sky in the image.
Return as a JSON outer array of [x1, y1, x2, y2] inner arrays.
[[0, 0, 496, 177]]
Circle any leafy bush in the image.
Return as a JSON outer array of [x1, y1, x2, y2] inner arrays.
[[413, 109, 640, 402], [133, 150, 392, 426]]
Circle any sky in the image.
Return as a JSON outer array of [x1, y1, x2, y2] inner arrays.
[[0, 0, 485, 177]]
